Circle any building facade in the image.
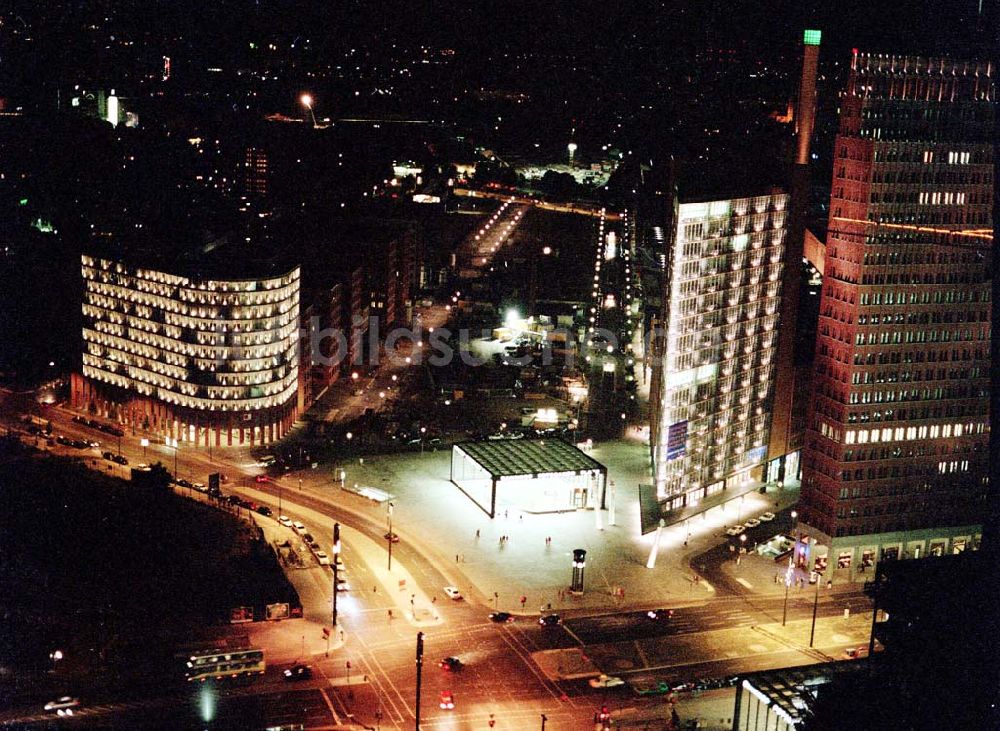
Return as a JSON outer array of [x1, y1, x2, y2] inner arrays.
[[652, 192, 789, 510], [71, 254, 301, 447], [798, 53, 993, 576]]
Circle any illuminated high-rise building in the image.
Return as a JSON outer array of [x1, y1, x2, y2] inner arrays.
[[241, 147, 269, 198], [797, 52, 993, 575], [650, 185, 789, 509], [71, 254, 301, 447]]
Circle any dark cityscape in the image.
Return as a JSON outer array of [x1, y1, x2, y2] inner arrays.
[[0, 1, 997, 730]]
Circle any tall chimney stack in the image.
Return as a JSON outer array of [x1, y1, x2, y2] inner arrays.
[[767, 29, 821, 482]]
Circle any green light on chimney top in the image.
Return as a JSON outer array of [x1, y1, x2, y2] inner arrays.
[[803, 29, 822, 46]]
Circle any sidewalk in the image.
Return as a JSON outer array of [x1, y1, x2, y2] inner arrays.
[[242, 485, 443, 629]]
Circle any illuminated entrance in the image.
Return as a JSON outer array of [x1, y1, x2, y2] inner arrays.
[[450, 438, 608, 518]]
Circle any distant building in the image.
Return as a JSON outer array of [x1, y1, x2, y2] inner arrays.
[[240, 146, 269, 198], [71, 254, 301, 447], [648, 170, 789, 509], [797, 53, 993, 575]]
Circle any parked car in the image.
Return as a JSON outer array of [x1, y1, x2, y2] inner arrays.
[[539, 613, 561, 626], [314, 551, 331, 566], [278, 516, 293, 528], [725, 525, 745, 536], [759, 512, 776, 522], [634, 681, 672, 696], [744, 518, 761, 528], [292, 521, 307, 534], [384, 532, 400, 543], [255, 475, 269, 483], [176, 478, 193, 489], [256, 506, 273, 517], [489, 611, 515, 623], [589, 674, 625, 689], [335, 580, 350, 592], [443, 586, 462, 600]]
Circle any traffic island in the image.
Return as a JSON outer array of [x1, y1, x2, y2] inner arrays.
[[532, 648, 600, 681]]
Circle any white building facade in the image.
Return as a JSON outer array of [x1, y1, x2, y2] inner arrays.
[[652, 193, 789, 509]]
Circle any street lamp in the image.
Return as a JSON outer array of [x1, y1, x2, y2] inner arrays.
[[387, 502, 395, 571], [781, 560, 794, 626], [738, 533, 747, 565], [332, 523, 341, 626], [300, 93, 317, 128], [420, 426, 426, 454], [140, 437, 149, 462]]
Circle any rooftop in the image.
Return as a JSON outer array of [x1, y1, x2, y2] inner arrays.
[[454, 438, 606, 478]]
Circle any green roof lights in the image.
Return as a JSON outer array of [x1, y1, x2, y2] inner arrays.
[[803, 29, 822, 46]]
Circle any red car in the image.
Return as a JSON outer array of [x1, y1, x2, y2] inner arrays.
[[439, 691, 455, 710], [255, 475, 269, 483]]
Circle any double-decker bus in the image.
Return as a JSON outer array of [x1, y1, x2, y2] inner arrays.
[[183, 648, 265, 682]]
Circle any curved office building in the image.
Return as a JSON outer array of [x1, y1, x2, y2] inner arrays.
[[71, 254, 301, 447]]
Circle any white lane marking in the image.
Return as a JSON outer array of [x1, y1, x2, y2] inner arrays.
[[320, 688, 341, 724]]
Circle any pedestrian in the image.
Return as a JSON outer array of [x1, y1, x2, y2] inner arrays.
[[499, 537, 503, 546], [504, 509, 508, 519], [432, 596, 437, 604], [519, 514, 523, 521], [456, 554, 460, 563], [476, 528, 480, 539], [684, 540, 688, 547], [374, 585, 378, 593]]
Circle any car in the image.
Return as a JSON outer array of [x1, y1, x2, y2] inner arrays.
[[278, 515, 293, 528], [256, 506, 273, 517], [539, 613, 561, 626], [194, 483, 209, 494], [335, 580, 350, 592], [744, 518, 761, 528], [589, 674, 625, 689], [227, 495, 242, 505], [176, 478, 193, 489], [315, 551, 331, 566], [439, 656, 463, 671], [670, 681, 696, 693], [439, 691, 455, 710], [635, 681, 672, 696], [292, 521, 307, 534], [489, 611, 515, 623], [255, 474, 269, 483], [283, 664, 312, 681], [44, 696, 80, 716], [384, 532, 400, 543], [844, 646, 867, 659], [759, 512, 776, 522], [443, 586, 462, 600], [102, 451, 114, 460], [112, 454, 129, 465], [647, 608, 673, 620], [725, 525, 745, 536], [303, 532, 315, 544]]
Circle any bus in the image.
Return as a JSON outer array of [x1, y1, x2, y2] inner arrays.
[[183, 648, 265, 682]]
